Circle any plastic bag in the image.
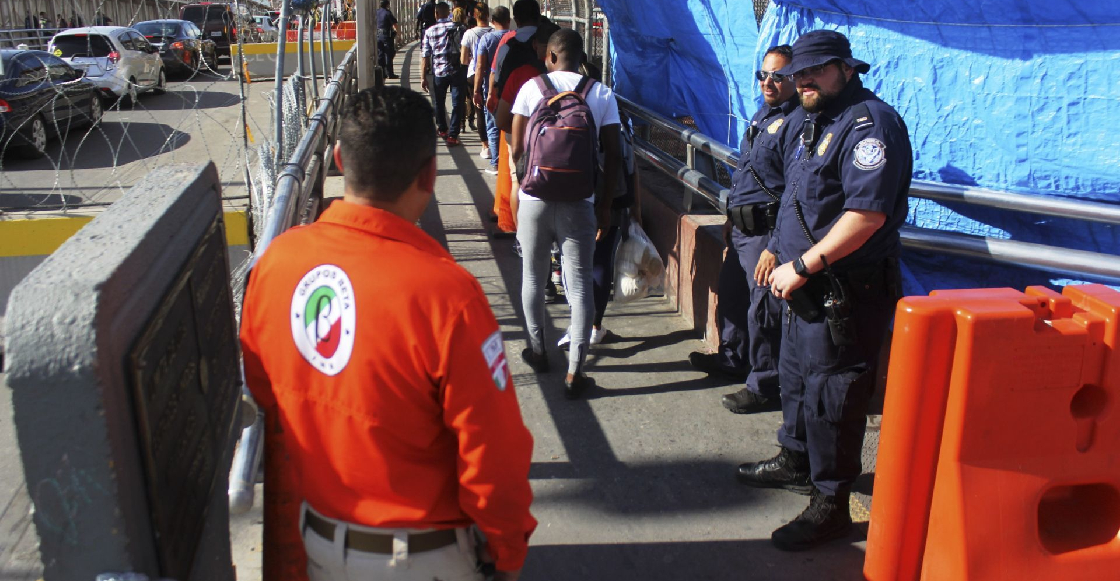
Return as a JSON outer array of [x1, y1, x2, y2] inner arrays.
[[614, 220, 665, 304]]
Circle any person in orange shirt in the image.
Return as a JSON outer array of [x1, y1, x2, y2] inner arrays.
[[240, 86, 536, 581]]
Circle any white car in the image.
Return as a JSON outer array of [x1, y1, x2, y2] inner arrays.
[[252, 15, 279, 42], [49, 26, 166, 106]]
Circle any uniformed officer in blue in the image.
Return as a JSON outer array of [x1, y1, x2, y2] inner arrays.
[[737, 29, 911, 551], [689, 45, 798, 415]]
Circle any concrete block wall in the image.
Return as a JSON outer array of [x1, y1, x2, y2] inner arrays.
[[634, 159, 726, 351]]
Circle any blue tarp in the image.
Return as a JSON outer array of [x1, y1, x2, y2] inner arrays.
[[600, 0, 1120, 293]]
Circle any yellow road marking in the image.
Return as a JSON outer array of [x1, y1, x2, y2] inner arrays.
[[0, 210, 250, 257]]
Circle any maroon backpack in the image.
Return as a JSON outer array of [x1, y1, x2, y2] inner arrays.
[[516, 74, 599, 201]]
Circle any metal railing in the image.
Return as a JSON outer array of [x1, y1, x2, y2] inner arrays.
[[229, 45, 358, 514], [616, 97, 1120, 284], [0, 27, 61, 50]]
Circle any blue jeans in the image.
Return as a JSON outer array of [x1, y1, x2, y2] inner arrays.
[[433, 68, 466, 137], [484, 107, 499, 168]]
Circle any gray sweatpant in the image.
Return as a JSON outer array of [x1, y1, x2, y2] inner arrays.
[[517, 198, 596, 375]]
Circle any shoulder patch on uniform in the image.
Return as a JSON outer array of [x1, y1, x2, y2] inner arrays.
[[852, 102, 874, 130], [290, 264, 357, 376], [852, 138, 887, 171], [482, 331, 510, 391], [767, 118, 784, 134]]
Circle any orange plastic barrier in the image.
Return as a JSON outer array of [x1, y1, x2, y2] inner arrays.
[[334, 21, 356, 40], [865, 284, 1120, 581], [283, 21, 355, 41]]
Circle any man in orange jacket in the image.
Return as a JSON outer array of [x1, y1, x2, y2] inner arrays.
[[240, 86, 536, 581]]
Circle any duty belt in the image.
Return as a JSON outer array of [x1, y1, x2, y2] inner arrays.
[[304, 509, 459, 554]]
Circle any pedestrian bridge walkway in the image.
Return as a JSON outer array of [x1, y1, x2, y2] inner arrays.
[[312, 42, 874, 581]]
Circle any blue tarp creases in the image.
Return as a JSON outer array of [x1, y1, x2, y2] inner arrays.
[[601, 0, 1120, 293], [599, 0, 759, 146]]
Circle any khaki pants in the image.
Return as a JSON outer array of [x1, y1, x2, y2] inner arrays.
[[300, 502, 483, 581]]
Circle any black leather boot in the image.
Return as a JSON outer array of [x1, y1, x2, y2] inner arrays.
[[736, 447, 812, 494], [771, 488, 853, 551], [721, 387, 781, 414]]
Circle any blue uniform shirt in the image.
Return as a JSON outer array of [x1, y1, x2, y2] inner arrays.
[[727, 97, 799, 209], [377, 8, 397, 33], [773, 77, 912, 272]]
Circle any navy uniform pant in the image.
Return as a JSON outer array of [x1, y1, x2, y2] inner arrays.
[[776, 273, 896, 496], [716, 227, 781, 398], [377, 38, 396, 76]]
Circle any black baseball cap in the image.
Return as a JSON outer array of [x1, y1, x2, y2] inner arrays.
[[532, 16, 560, 42], [776, 30, 870, 76]]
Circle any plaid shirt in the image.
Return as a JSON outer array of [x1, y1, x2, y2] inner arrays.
[[421, 18, 459, 78]]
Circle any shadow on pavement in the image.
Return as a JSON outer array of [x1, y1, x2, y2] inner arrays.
[[522, 538, 868, 581], [132, 86, 242, 111], [0, 121, 189, 171]]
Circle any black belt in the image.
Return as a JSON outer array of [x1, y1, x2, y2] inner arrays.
[[304, 510, 458, 554]]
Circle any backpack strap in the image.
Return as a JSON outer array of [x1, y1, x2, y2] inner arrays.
[[535, 73, 559, 99], [575, 75, 595, 99]]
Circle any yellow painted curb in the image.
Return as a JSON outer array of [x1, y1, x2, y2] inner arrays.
[[0, 216, 93, 257], [0, 210, 250, 258]]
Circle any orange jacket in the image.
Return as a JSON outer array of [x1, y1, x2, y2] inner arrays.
[[240, 201, 536, 570]]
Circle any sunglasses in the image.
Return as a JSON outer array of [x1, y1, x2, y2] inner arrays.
[[755, 70, 788, 83], [791, 60, 842, 80]]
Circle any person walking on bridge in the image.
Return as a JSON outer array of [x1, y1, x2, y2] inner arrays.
[[739, 29, 911, 552], [421, 2, 468, 145], [510, 28, 622, 398], [240, 86, 536, 581], [689, 45, 798, 415]]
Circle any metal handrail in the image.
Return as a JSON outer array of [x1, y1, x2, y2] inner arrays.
[[616, 98, 1120, 284], [229, 45, 358, 515], [618, 96, 738, 166]]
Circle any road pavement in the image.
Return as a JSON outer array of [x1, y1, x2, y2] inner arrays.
[[0, 66, 270, 212]]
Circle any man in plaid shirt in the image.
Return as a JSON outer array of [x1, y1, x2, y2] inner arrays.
[[421, 2, 467, 145]]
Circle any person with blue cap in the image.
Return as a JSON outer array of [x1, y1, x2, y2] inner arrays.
[[735, 29, 911, 551]]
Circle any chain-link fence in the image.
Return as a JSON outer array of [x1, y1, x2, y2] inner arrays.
[[544, 0, 610, 85]]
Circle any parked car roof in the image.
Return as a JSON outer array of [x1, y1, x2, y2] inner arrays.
[[52, 26, 134, 36]]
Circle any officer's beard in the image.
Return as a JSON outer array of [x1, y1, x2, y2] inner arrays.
[[799, 75, 848, 114]]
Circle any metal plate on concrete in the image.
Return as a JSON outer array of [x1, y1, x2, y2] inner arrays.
[[128, 216, 240, 581]]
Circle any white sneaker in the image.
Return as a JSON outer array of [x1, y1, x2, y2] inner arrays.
[[480, 147, 491, 159], [557, 333, 571, 348], [590, 327, 608, 345], [484, 167, 499, 176]]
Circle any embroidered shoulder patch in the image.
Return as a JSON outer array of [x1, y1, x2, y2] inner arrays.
[[852, 138, 887, 170], [482, 331, 510, 391], [767, 118, 784, 134]]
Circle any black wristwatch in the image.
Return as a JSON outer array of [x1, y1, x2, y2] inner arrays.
[[793, 256, 811, 278]]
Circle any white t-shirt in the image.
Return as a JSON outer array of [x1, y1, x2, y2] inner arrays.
[[511, 70, 621, 201], [460, 25, 492, 78]]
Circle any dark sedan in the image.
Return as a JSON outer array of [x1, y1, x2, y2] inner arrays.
[[134, 19, 218, 76], [0, 49, 102, 158]]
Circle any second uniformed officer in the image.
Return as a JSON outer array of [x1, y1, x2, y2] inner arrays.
[[738, 30, 911, 551], [689, 44, 798, 414]]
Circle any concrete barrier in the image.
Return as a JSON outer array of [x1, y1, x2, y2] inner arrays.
[[3, 162, 243, 581], [0, 210, 250, 321], [234, 40, 356, 80], [635, 159, 725, 350]]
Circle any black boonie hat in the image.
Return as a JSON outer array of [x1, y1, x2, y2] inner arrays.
[[776, 30, 870, 76]]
